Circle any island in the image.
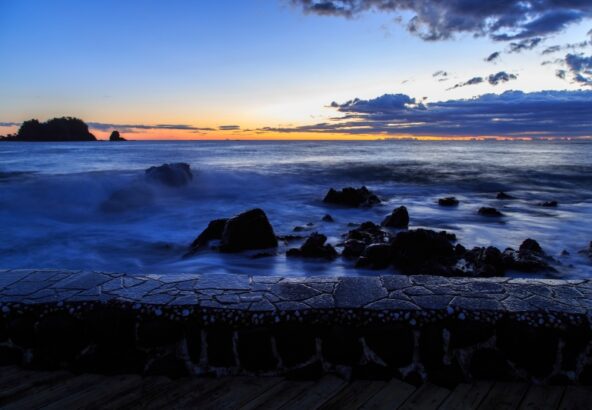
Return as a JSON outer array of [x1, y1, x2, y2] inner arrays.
[[0, 117, 97, 141], [109, 130, 126, 141]]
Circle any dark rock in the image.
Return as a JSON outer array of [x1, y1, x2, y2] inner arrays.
[[109, 130, 126, 141], [438, 197, 459, 206], [496, 192, 516, 200], [292, 226, 308, 232], [462, 246, 505, 277], [322, 214, 334, 222], [2, 117, 96, 142], [219, 208, 278, 252], [478, 207, 503, 217], [342, 239, 367, 258], [503, 239, 555, 273], [101, 185, 154, 212], [145, 163, 193, 187], [323, 186, 380, 207], [277, 234, 304, 242], [287, 232, 337, 260], [356, 243, 392, 269], [540, 200, 558, 207], [390, 229, 458, 275], [188, 218, 228, 252], [345, 221, 389, 246], [381, 206, 409, 228]]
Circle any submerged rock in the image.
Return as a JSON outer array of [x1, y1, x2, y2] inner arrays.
[[496, 192, 516, 200], [189, 209, 278, 254], [287, 232, 337, 260], [390, 229, 458, 275], [539, 200, 558, 207], [382, 206, 409, 228], [322, 214, 335, 222], [323, 186, 380, 207], [145, 163, 193, 187], [101, 185, 154, 212], [478, 207, 504, 217], [438, 197, 459, 206], [219, 209, 278, 252]]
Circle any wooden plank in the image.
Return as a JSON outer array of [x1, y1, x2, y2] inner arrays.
[[0, 369, 73, 404], [93, 376, 173, 410], [559, 386, 592, 410], [1, 374, 105, 409], [478, 383, 529, 410], [183, 377, 283, 410], [440, 382, 494, 410], [131, 377, 227, 410], [359, 379, 416, 410], [42, 374, 143, 410], [318, 380, 388, 410], [399, 383, 451, 410], [519, 385, 565, 410], [240, 380, 313, 410], [279, 375, 348, 410]]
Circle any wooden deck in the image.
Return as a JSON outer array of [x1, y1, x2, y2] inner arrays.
[[0, 366, 591, 409]]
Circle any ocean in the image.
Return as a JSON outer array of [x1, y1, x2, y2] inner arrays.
[[1, 140, 591, 278]]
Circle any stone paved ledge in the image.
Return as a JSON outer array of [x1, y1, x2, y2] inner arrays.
[[1, 269, 592, 385]]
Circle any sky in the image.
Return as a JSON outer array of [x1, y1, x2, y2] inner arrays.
[[0, 0, 591, 140]]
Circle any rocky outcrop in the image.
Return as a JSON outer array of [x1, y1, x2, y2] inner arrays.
[[478, 207, 504, 217], [438, 197, 459, 206], [390, 229, 458, 275], [287, 233, 337, 260], [496, 192, 516, 200], [0, 117, 96, 141], [323, 186, 380, 207], [219, 209, 278, 252], [109, 131, 126, 141], [356, 243, 392, 269], [382, 206, 409, 228], [145, 163, 193, 187], [502, 239, 556, 273], [189, 219, 228, 252]]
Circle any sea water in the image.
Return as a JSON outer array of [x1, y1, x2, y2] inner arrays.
[[1, 140, 591, 278]]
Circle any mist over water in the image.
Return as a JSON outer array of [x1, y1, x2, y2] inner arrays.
[[1, 140, 591, 278]]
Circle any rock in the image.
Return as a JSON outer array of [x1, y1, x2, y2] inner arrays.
[[293, 226, 308, 232], [539, 200, 558, 207], [462, 246, 505, 277], [345, 221, 389, 245], [438, 197, 459, 206], [322, 214, 335, 222], [503, 239, 555, 273], [519, 238, 543, 255], [145, 163, 193, 187], [496, 192, 516, 200], [356, 243, 392, 269], [189, 219, 228, 252], [390, 229, 458, 275], [323, 186, 380, 207], [287, 233, 337, 260], [478, 207, 503, 217], [342, 239, 367, 258], [101, 185, 153, 212], [109, 130, 126, 141], [219, 208, 278, 252], [382, 206, 409, 228]]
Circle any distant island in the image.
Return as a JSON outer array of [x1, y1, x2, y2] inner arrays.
[[0, 117, 97, 141], [109, 130, 126, 141]]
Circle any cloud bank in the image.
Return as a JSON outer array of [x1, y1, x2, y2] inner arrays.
[[87, 123, 215, 133], [260, 90, 592, 138], [291, 0, 592, 41]]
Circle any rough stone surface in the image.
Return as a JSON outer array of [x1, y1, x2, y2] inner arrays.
[[1, 269, 592, 383]]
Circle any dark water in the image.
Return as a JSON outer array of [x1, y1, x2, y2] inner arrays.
[[1, 140, 591, 278]]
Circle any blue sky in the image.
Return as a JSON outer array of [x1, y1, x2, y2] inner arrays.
[[0, 0, 591, 139]]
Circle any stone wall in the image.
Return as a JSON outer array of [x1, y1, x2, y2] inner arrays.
[[1, 269, 592, 386]]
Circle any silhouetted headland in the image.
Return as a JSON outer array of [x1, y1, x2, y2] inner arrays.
[[0, 117, 96, 141]]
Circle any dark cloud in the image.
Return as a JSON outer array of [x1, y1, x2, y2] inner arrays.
[[487, 71, 518, 85], [0, 122, 20, 127], [260, 90, 592, 138], [564, 53, 592, 85], [542, 39, 591, 54], [542, 45, 563, 54], [291, 1, 592, 41], [485, 51, 501, 63], [556, 69, 567, 79], [448, 71, 517, 89], [218, 125, 241, 130], [508, 37, 543, 53], [432, 70, 449, 82], [87, 122, 215, 132]]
